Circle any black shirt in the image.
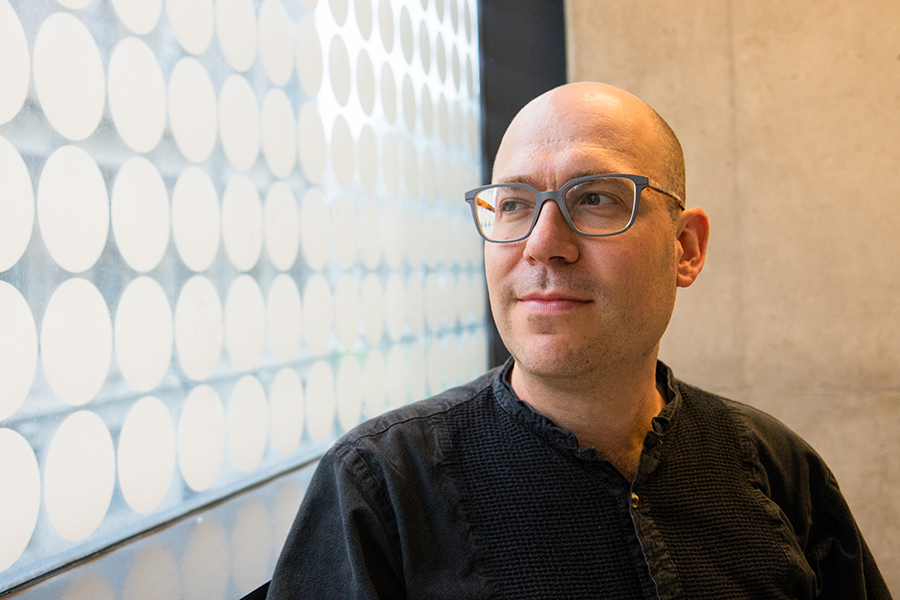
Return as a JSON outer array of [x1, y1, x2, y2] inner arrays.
[[268, 360, 892, 599]]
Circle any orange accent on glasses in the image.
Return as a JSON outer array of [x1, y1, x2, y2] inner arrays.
[[476, 197, 495, 213]]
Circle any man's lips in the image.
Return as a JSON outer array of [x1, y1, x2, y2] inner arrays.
[[518, 293, 591, 314]]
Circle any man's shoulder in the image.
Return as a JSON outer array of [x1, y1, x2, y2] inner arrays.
[[675, 378, 820, 458], [332, 367, 498, 454], [672, 378, 834, 502]]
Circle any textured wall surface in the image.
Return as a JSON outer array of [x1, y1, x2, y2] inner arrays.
[[567, 0, 899, 591]]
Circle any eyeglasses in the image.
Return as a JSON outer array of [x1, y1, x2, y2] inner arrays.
[[464, 174, 684, 243]]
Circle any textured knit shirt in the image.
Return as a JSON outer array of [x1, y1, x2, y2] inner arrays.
[[267, 360, 892, 599]]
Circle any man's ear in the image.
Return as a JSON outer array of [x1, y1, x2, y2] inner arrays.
[[675, 207, 709, 288]]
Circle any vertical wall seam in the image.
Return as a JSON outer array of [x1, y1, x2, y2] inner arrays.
[[726, 0, 749, 400]]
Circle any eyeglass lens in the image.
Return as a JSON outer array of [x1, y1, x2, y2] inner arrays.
[[472, 176, 637, 241]]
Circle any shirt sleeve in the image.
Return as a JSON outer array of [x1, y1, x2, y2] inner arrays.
[[266, 444, 406, 600], [734, 400, 893, 599], [805, 470, 893, 600]]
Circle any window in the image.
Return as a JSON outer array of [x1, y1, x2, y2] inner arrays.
[[0, 0, 486, 590]]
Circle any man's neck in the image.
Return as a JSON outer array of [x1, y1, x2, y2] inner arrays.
[[508, 356, 666, 481]]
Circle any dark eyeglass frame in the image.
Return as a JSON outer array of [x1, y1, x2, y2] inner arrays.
[[464, 174, 685, 243]]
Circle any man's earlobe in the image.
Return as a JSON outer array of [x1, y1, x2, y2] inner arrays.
[[675, 207, 709, 288]]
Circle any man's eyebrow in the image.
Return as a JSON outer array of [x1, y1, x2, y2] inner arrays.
[[494, 171, 617, 187], [492, 175, 534, 186]]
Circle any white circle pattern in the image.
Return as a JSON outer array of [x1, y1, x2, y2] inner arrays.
[[334, 274, 360, 349], [216, 0, 258, 72], [336, 355, 362, 431], [300, 188, 332, 270], [264, 181, 300, 271], [267, 274, 302, 363], [329, 35, 352, 106], [111, 158, 170, 273], [44, 411, 115, 541], [297, 102, 327, 184], [219, 75, 261, 172], [175, 275, 223, 381], [261, 89, 298, 178], [117, 396, 176, 514], [295, 15, 323, 97], [224, 275, 267, 372], [115, 277, 173, 392], [331, 115, 355, 187], [107, 37, 166, 153], [222, 175, 264, 271], [305, 360, 335, 443], [37, 145, 108, 273], [0, 0, 487, 575], [269, 367, 304, 457], [168, 58, 218, 163], [33, 13, 105, 141], [178, 385, 226, 492], [227, 375, 269, 472], [303, 274, 334, 356], [0, 429, 40, 571], [332, 194, 358, 269], [41, 278, 112, 406], [172, 167, 220, 272], [0, 1, 29, 125], [167, 0, 214, 55], [112, 0, 163, 34], [0, 136, 33, 272], [258, 0, 294, 86], [0, 283, 37, 420]]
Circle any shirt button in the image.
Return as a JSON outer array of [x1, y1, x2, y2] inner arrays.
[[630, 492, 639, 509]]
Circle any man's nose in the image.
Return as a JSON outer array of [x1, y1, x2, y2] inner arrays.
[[523, 199, 579, 263]]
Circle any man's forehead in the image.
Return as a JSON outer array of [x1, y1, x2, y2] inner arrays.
[[493, 142, 643, 186], [511, 84, 654, 137], [494, 85, 661, 184]]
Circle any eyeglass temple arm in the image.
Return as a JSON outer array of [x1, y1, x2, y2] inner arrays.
[[475, 197, 495, 213], [647, 179, 685, 210]]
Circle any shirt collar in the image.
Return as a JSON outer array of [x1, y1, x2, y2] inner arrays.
[[491, 357, 682, 453]]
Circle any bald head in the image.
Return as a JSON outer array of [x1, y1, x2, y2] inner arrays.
[[493, 82, 686, 206]]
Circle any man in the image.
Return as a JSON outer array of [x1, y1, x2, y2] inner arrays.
[[267, 83, 891, 599]]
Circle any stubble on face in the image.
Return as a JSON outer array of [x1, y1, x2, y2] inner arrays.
[[487, 232, 677, 383]]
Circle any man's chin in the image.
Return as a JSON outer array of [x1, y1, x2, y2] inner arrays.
[[508, 343, 595, 381]]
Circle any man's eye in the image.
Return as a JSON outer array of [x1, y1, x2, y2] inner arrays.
[[499, 199, 528, 213], [583, 193, 614, 206]]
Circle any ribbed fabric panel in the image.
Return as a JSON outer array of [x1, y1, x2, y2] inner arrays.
[[642, 385, 798, 599], [447, 390, 655, 600]]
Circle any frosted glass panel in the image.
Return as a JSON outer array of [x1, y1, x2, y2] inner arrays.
[[0, 0, 485, 592]]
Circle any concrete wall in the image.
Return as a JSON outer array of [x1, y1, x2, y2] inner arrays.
[[566, 0, 899, 590]]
